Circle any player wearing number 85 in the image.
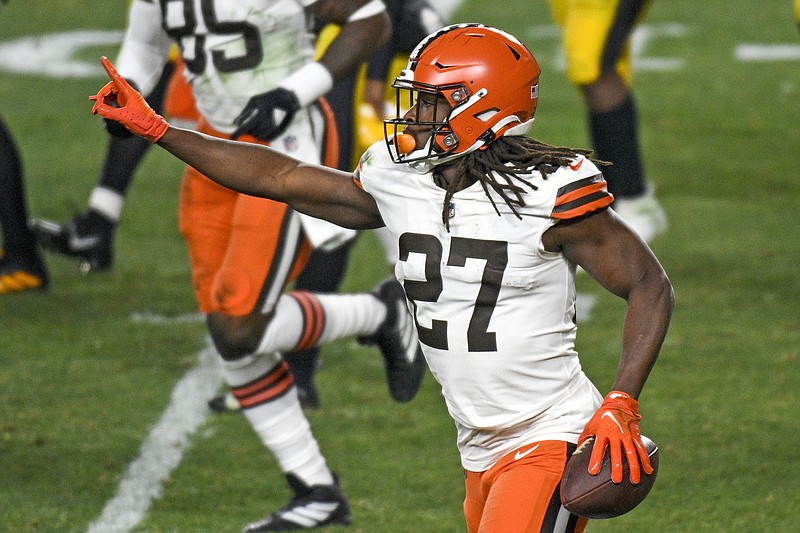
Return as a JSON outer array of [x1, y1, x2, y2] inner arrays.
[[90, 22, 674, 533], [94, 1, 434, 532]]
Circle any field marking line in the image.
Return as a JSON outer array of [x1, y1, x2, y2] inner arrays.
[[86, 344, 223, 533], [735, 44, 800, 61], [129, 311, 205, 324], [0, 30, 124, 77], [101, 287, 587, 532]]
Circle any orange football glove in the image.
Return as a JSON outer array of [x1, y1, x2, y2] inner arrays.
[[89, 56, 169, 143], [578, 390, 653, 485]]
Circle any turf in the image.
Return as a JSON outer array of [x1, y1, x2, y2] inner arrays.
[[1, 1, 799, 531]]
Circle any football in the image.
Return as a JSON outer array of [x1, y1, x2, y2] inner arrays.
[[560, 435, 659, 519]]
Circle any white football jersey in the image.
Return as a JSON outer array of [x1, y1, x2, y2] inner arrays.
[[120, 0, 313, 134], [118, 0, 355, 249], [356, 142, 610, 470]]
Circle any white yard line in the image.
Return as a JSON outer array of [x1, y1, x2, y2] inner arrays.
[[734, 44, 800, 61], [99, 287, 588, 533], [86, 344, 222, 533], [129, 311, 205, 325]]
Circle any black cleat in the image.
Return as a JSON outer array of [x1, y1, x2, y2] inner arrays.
[[294, 380, 321, 411], [208, 391, 241, 413], [243, 474, 351, 532], [30, 210, 114, 273], [0, 251, 49, 294], [285, 349, 321, 410], [358, 276, 426, 403]]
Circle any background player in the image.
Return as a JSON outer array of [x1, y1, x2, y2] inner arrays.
[[548, 0, 668, 242], [92, 1, 425, 531], [0, 115, 49, 293], [90, 22, 674, 532], [281, 0, 444, 410], [31, 22, 199, 274]]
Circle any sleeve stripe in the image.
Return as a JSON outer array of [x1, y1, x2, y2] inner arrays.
[[555, 179, 608, 206], [552, 191, 614, 219], [552, 174, 614, 219]]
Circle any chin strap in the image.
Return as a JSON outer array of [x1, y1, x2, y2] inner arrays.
[[398, 115, 536, 172], [503, 117, 535, 137]]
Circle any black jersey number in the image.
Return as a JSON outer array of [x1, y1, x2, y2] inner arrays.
[[398, 233, 508, 352], [159, 0, 263, 75]]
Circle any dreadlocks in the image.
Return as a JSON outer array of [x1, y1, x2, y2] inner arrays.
[[440, 137, 603, 230]]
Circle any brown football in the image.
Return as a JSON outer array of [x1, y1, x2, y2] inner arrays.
[[560, 435, 659, 519]]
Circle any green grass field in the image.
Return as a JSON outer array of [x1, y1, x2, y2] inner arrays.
[[2, 1, 799, 531]]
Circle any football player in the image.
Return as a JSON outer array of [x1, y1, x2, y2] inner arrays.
[[281, 0, 444, 410], [548, 0, 668, 243], [0, 116, 49, 293], [30, 49, 197, 273], [84, 1, 428, 532], [796, 0, 799, 30], [90, 23, 674, 532]]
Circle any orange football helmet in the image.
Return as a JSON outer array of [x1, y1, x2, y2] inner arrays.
[[384, 23, 540, 164]]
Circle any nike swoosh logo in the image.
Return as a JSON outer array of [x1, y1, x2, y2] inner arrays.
[[514, 443, 540, 460], [68, 232, 101, 251], [569, 158, 583, 171], [601, 411, 624, 432]]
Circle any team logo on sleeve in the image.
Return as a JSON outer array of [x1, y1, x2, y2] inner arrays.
[[283, 135, 298, 153]]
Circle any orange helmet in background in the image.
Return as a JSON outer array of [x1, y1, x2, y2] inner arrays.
[[385, 23, 540, 164]]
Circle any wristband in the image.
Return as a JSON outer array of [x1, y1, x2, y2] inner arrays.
[[279, 62, 333, 108]]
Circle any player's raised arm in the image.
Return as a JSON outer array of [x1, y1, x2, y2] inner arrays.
[[90, 57, 383, 230]]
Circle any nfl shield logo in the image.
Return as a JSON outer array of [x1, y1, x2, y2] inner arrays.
[[283, 135, 298, 152], [448, 203, 455, 219]]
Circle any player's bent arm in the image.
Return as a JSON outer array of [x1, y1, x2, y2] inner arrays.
[[156, 127, 385, 230], [543, 208, 674, 398], [310, 0, 391, 81], [116, 0, 172, 97]]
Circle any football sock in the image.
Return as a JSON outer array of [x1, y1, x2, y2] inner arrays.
[[285, 242, 355, 382], [313, 292, 385, 343], [95, 135, 152, 200], [257, 292, 385, 355], [221, 354, 334, 486], [588, 95, 645, 199], [87, 187, 125, 223], [91, 61, 174, 214]]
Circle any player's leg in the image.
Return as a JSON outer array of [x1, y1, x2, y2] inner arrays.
[[199, 194, 374, 530], [181, 119, 417, 529], [0, 116, 48, 293], [178, 157, 352, 530], [30, 61, 175, 272], [284, 239, 355, 409], [282, 86, 359, 409], [554, 0, 666, 242], [464, 441, 588, 533], [795, 0, 799, 30]]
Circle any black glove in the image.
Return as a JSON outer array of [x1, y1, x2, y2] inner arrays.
[[232, 88, 301, 142]]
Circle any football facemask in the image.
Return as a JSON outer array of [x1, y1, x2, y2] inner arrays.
[[383, 23, 541, 166]]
